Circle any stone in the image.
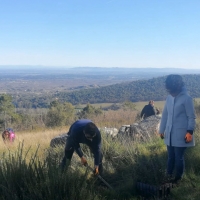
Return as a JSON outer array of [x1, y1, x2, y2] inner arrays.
[[100, 127, 118, 138], [119, 115, 161, 141], [50, 133, 68, 147]]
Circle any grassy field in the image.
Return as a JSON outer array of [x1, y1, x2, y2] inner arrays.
[[78, 101, 164, 109], [86, 98, 200, 112], [1, 99, 200, 199], [0, 121, 200, 199]]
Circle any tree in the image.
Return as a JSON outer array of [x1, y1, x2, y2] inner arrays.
[[0, 94, 15, 114], [122, 101, 136, 111], [77, 103, 102, 119], [46, 101, 75, 127], [0, 94, 22, 129]]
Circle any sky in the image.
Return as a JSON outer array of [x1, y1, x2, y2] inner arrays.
[[0, 0, 200, 69]]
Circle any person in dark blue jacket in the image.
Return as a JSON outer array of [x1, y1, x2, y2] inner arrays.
[[61, 119, 103, 175], [140, 100, 157, 119]]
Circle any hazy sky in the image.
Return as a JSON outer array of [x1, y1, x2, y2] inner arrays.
[[0, 0, 199, 68]]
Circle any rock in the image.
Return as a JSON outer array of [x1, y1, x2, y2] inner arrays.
[[100, 127, 118, 138], [118, 125, 131, 135], [118, 115, 161, 141], [50, 133, 68, 147]]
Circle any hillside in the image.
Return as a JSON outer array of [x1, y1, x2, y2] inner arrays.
[[11, 74, 200, 108], [53, 74, 200, 104]]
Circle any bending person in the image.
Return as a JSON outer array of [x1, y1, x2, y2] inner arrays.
[[60, 119, 103, 175]]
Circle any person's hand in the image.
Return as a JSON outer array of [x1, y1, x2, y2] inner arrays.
[[93, 166, 99, 175], [81, 156, 88, 166], [160, 133, 164, 139], [185, 133, 192, 143]]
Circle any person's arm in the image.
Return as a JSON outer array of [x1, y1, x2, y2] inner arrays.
[[93, 142, 101, 175], [93, 142, 101, 167], [184, 97, 196, 143], [68, 123, 84, 158], [156, 108, 160, 115], [152, 106, 156, 115], [140, 106, 146, 118], [92, 132, 102, 167], [159, 100, 168, 137], [72, 137, 87, 165], [11, 133, 15, 142], [185, 97, 196, 135]]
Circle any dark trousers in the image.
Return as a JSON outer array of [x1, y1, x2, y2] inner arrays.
[[61, 137, 103, 173], [167, 146, 187, 179]]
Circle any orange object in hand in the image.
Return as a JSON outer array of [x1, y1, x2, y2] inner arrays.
[[93, 166, 99, 175], [185, 133, 192, 143], [81, 156, 88, 166]]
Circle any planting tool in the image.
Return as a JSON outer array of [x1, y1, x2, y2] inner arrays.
[[87, 165, 114, 190]]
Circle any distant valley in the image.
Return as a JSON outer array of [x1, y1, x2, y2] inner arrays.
[[0, 66, 200, 108], [1, 66, 200, 94]]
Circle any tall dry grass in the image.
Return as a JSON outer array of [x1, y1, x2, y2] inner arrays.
[[0, 127, 69, 161], [0, 108, 138, 162], [88, 109, 138, 129]]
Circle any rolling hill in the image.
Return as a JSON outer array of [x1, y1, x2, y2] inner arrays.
[[53, 74, 200, 105], [10, 74, 200, 108]]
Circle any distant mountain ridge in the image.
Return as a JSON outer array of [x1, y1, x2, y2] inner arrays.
[[1, 66, 200, 78], [53, 74, 200, 105]]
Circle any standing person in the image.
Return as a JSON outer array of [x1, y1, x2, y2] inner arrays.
[[2, 128, 15, 143], [159, 74, 196, 184], [61, 119, 103, 175], [140, 100, 156, 119]]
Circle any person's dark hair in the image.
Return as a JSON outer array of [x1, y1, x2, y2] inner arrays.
[[165, 74, 184, 94], [2, 130, 10, 141], [149, 100, 154, 104], [84, 122, 97, 136]]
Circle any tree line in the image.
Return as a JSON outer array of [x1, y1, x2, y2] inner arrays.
[[1, 94, 133, 131], [1, 92, 200, 132]]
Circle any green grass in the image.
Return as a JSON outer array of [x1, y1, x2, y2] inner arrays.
[[1, 128, 200, 200]]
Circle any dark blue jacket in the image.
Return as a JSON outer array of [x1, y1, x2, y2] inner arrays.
[[68, 119, 101, 166], [141, 104, 156, 119]]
